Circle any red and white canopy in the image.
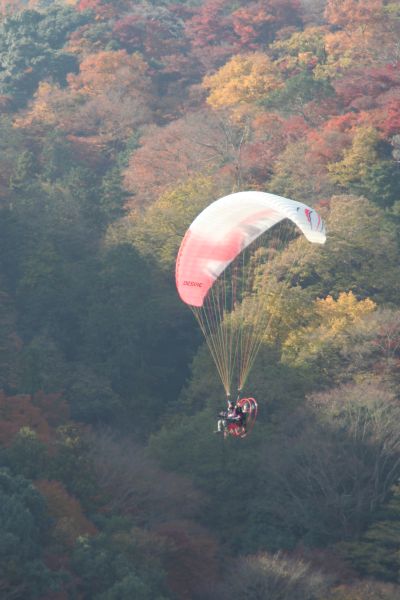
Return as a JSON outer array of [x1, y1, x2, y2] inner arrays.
[[176, 191, 326, 307]]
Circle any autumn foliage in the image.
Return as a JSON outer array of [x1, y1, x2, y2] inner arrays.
[[1, 0, 400, 597]]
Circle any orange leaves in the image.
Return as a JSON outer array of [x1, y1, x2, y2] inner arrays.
[[67, 50, 150, 98], [321, 0, 398, 75], [16, 50, 153, 146], [325, 0, 384, 29], [14, 82, 68, 131]]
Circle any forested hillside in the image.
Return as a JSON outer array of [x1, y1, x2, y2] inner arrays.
[[0, 0, 399, 598]]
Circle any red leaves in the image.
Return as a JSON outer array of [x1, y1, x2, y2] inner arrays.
[[0, 391, 69, 446], [232, 0, 302, 49], [334, 64, 400, 110], [36, 480, 97, 547]]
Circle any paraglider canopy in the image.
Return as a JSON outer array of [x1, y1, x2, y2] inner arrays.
[[176, 191, 326, 308]]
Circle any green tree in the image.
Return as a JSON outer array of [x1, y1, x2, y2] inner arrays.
[[274, 195, 400, 305], [9, 150, 38, 196], [0, 468, 60, 598], [269, 140, 335, 204], [328, 127, 400, 208], [98, 167, 127, 226], [0, 6, 88, 106], [246, 382, 400, 552], [339, 484, 400, 581], [40, 131, 79, 183], [81, 243, 191, 434], [71, 529, 170, 600], [2, 427, 48, 480], [263, 70, 334, 117]]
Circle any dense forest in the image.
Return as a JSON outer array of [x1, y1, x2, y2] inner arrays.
[[0, 0, 399, 598]]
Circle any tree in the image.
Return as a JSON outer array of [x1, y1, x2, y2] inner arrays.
[[63, 365, 122, 424], [328, 126, 400, 207], [249, 382, 400, 550], [48, 424, 98, 508], [263, 70, 335, 118], [184, 0, 238, 70], [154, 520, 219, 600], [269, 139, 335, 203], [0, 289, 20, 391], [319, 0, 400, 76], [112, 175, 228, 270], [339, 483, 400, 581], [86, 429, 203, 521], [332, 64, 400, 113], [324, 0, 384, 30], [282, 292, 376, 379], [306, 114, 356, 167], [208, 552, 329, 600], [123, 111, 243, 205], [0, 468, 59, 598], [35, 480, 97, 548], [79, 241, 193, 435], [330, 580, 400, 600], [65, 49, 154, 144], [112, 5, 189, 64], [3, 427, 48, 480], [0, 116, 26, 205], [17, 50, 154, 147], [0, 7, 88, 106], [71, 528, 170, 600], [270, 25, 328, 69], [0, 391, 55, 447], [239, 111, 311, 185], [77, 0, 131, 21], [273, 195, 400, 304], [232, 0, 303, 50], [203, 52, 282, 111], [97, 167, 127, 225]]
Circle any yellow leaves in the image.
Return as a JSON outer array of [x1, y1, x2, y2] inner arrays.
[[283, 291, 376, 364], [316, 29, 374, 77], [106, 175, 224, 270], [328, 126, 381, 186], [271, 26, 327, 74], [203, 52, 282, 111], [315, 291, 376, 334], [14, 82, 65, 130]]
